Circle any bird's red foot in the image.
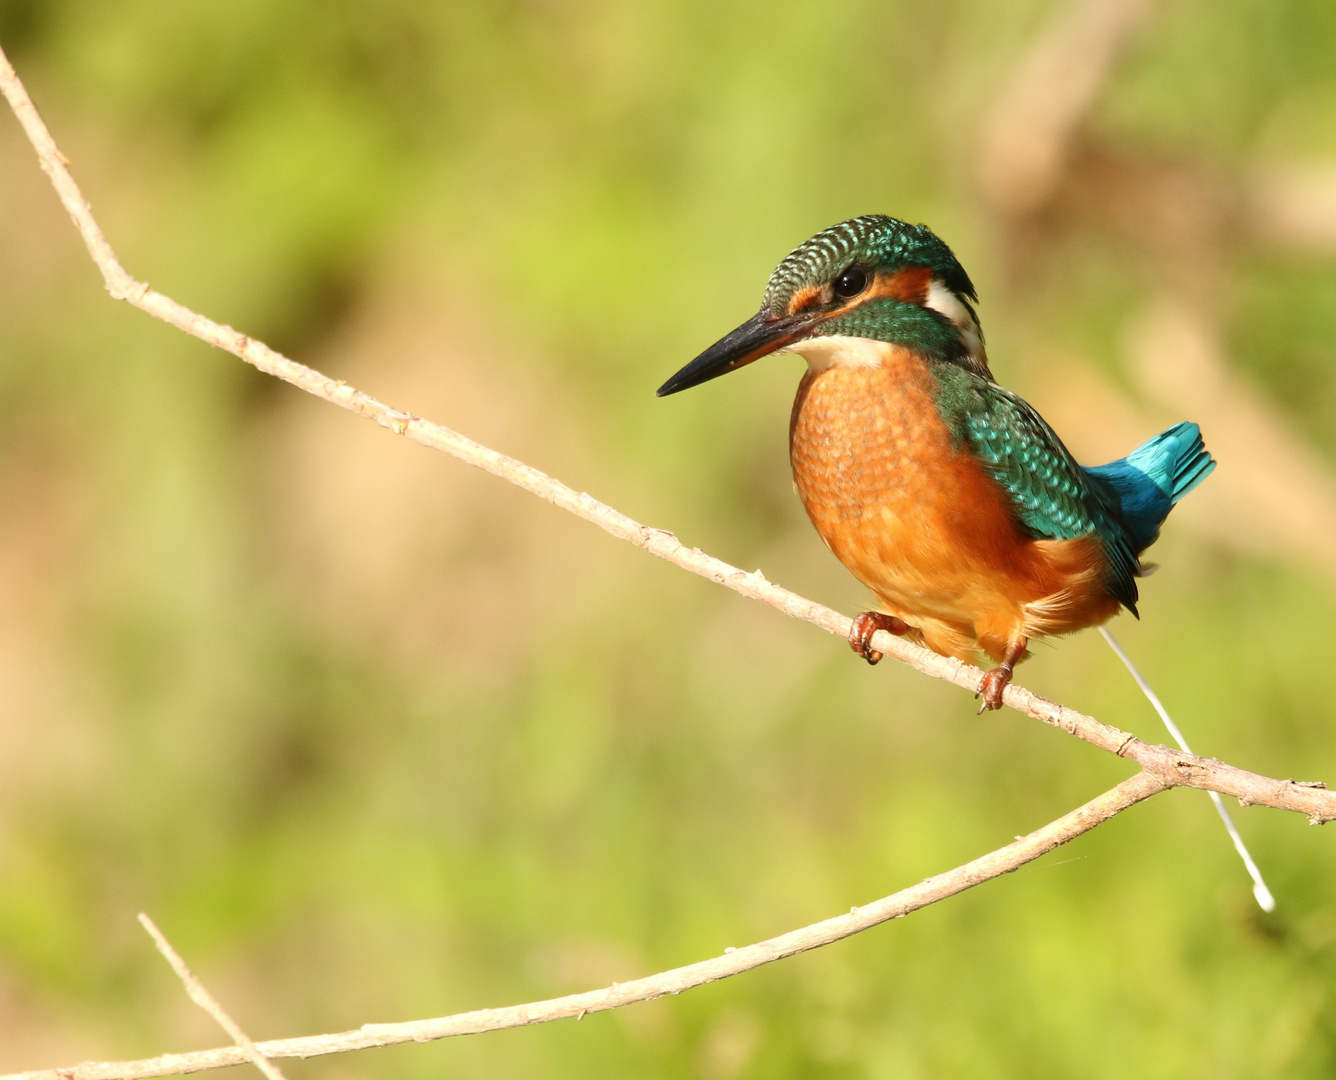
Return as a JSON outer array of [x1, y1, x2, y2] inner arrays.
[[976, 665, 1014, 712], [850, 611, 910, 665], [974, 636, 1027, 713]]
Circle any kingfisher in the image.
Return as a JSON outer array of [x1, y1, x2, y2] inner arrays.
[[657, 215, 1215, 710]]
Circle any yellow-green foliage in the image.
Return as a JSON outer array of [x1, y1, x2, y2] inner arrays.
[[0, 1, 1334, 1076]]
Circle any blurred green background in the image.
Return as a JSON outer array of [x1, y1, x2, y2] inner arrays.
[[0, 0, 1334, 1076]]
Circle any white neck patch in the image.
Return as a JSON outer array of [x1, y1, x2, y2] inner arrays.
[[924, 278, 986, 368], [780, 335, 889, 373]]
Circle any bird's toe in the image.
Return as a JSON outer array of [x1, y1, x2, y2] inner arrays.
[[977, 667, 1012, 711], [849, 611, 909, 666]]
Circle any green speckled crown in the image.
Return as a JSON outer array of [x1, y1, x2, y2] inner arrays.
[[761, 215, 978, 314]]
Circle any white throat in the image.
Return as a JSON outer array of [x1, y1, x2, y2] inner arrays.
[[781, 335, 889, 373]]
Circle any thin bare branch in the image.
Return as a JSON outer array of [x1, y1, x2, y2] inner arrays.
[[6, 772, 1167, 1080], [136, 915, 289, 1080], [0, 42, 1330, 825], [1099, 628, 1275, 910]]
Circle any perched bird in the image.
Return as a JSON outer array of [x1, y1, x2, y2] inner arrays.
[[657, 215, 1215, 709]]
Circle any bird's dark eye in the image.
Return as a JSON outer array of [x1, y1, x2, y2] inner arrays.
[[832, 266, 868, 299]]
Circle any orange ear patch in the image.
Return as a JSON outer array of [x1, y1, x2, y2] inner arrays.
[[872, 265, 933, 304]]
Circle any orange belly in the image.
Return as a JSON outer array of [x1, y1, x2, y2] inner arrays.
[[788, 347, 1120, 663]]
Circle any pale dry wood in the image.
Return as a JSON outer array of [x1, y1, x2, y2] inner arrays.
[[0, 38, 1332, 1080], [8, 773, 1167, 1080], [136, 916, 289, 1080]]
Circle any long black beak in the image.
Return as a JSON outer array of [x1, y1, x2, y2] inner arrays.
[[656, 309, 819, 397]]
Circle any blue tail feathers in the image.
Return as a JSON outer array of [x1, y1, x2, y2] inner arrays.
[[1084, 422, 1216, 555]]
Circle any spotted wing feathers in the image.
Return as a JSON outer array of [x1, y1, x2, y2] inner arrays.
[[960, 384, 1142, 613]]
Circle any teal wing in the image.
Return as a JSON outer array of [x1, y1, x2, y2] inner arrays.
[[954, 381, 1141, 613]]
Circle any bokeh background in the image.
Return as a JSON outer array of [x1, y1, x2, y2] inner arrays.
[[0, 0, 1334, 1076]]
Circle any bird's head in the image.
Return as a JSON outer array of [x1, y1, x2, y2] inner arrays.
[[657, 215, 988, 397]]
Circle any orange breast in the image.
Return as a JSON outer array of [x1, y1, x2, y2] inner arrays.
[[788, 347, 1119, 662]]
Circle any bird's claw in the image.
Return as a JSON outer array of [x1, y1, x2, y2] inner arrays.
[[976, 666, 1013, 712], [849, 611, 909, 666]]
